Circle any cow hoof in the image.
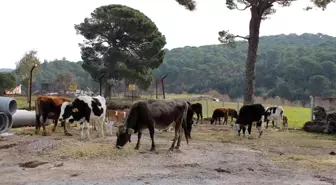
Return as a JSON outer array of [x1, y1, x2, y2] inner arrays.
[[174, 146, 180, 150], [42, 132, 48, 136], [52, 128, 56, 132], [169, 147, 174, 151], [150, 148, 156, 152], [34, 130, 40, 135], [65, 132, 73, 136], [134, 146, 139, 150]]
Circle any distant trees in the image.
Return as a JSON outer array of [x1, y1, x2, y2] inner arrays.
[[15, 50, 41, 92], [75, 4, 166, 90], [54, 72, 75, 93], [174, 0, 335, 104], [153, 33, 336, 103], [0, 72, 16, 95]]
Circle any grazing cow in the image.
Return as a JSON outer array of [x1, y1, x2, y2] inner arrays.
[[58, 95, 106, 140], [191, 103, 203, 124], [235, 104, 266, 138], [35, 96, 71, 136], [264, 106, 284, 129], [210, 108, 228, 125], [115, 99, 193, 151], [227, 108, 238, 123]]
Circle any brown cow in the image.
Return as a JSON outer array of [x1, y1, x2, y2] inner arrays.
[[210, 108, 228, 125], [35, 96, 71, 136]]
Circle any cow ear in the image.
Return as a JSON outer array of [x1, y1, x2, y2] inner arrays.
[[72, 108, 79, 112], [127, 128, 134, 135]]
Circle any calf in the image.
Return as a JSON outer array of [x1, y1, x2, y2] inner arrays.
[[35, 96, 71, 136], [227, 108, 238, 123], [264, 106, 284, 129], [235, 104, 266, 138], [210, 108, 228, 125], [58, 95, 106, 140], [191, 103, 203, 124], [116, 99, 193, 151]]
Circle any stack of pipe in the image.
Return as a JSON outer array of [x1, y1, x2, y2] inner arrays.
[[0, 97, 37, 133], [0, 97, 17, 133]]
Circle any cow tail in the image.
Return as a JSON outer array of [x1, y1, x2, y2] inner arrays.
[[182, 101, 189, 145]]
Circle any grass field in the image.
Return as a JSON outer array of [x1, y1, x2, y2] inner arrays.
[[9, 93, 310, 129]]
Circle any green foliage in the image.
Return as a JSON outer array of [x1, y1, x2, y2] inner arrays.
[[153, 33, 336, 102], [74, 4, 166, 90], [15, 50, 42, 89], [0, 72, 16, 90], [34, 59, 99, 91]]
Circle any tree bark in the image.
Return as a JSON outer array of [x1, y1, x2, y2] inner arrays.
[[244, 6, 262, 105]]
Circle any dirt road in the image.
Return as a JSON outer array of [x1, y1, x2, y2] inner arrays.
[[0, 124, 335, 185]]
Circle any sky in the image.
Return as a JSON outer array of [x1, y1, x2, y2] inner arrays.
[[1, 0, 336, 69]]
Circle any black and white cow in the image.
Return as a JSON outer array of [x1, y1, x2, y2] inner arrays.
[[264, 106, 284, 129], [235, 104, 266, 138], [58, 95, 106, 140]]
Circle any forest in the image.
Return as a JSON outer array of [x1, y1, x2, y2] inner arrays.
[[153, 33, 336, 102], [1, 33, 336, 102]]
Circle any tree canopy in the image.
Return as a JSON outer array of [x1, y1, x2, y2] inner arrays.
[[75, 4, 166, 89], [15, 50, 41, 90], [174, 0, 335, 104], [153, 33, 336, 103], [0, 72, 16, 92]]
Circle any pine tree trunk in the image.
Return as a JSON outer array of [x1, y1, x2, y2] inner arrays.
[[244, 7, 262, 105]]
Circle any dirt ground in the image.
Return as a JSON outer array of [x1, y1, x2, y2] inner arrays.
[[0, 121, 335, 185]]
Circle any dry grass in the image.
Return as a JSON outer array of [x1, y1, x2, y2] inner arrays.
[[191, 123, 336, 171]]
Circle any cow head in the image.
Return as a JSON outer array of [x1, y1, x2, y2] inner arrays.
[[58, 102, 76, 123], [116, 126, 134, 149], [210, 118, 215, 124]]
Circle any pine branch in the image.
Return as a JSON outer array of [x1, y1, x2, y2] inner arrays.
[[218, 30, 249, 48]]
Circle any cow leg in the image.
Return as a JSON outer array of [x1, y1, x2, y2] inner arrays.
[[170, 123, 180, 151], [247, 124, 252, 137], [200, 112, 203, 124], [52, 116, 58, 132], [85, 121, 91, 141], [175, 123, 183, 149], [35, 115, 41, 135], [224, 115, 228, 125], [134, 131, 142, 150], [99, 118, 104, 138], [148, 125, 156, 151], [257, 120, 263, 138], [242, 126, 246, 136], [195, 114, 199, 124], [41, 113, 48, 136], [80, 122, 84, 140], [63, 121, 72, 136], [266, 120, 269, 129], [272, 121, 275, 128], [236, 123, 241, 136]]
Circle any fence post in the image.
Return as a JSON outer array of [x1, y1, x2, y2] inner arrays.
[[222, 101, 224, 107], [309, 95, 314, 121], [206, 99, 209, 118], [237, 102, 240, 111]]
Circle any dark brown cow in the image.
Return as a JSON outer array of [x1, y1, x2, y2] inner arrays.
[[227, 108, 238, 123], [116, 99, 193, 151], [35, 96, 71, 136], [191, 103, 203, 124], [210, 108, 228, 125]]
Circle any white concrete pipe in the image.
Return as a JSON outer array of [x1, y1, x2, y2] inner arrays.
[[11, 110, 36, 128], [0, 112, 10, 133], [0, 97, 17, 115]]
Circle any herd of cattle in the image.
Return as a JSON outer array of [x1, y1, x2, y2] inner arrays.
[[33, 95, 288, 151]]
